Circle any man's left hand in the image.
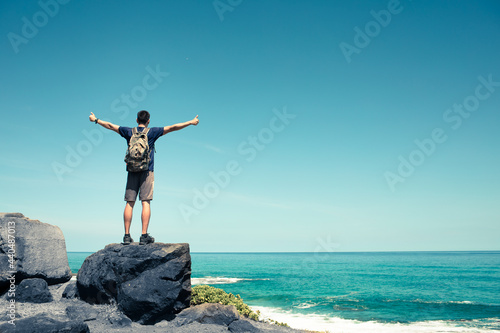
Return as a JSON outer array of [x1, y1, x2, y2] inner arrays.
[[191, 115, 199, 126]]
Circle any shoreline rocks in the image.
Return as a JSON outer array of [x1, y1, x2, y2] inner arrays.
[[0, 213, 309, 332]]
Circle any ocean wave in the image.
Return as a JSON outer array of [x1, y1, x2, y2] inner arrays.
[[293, 301, 319, 309], [191, 276, 270, 285], [325, 291, 359, 299], [251, 305, 500, 333]]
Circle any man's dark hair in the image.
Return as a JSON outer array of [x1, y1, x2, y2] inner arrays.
[[137, 110, 150, 125]]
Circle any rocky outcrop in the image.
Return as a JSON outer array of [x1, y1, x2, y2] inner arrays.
[[77, 242, 191, 324], [0, 213, 72, 293], [169, 303, 307, 333]]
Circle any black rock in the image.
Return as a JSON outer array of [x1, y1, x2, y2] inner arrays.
[[16, 278, 53, 303], [77, 242, 191, 325], [0, 314, 89, 333], [174, 303, 240, 327], [62, 280, 79, 299], [0, 213, 72, 293]]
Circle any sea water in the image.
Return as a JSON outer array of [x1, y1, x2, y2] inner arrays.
[[68, 251, 500, 332]]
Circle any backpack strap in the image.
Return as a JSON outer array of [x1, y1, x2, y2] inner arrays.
[[142, 128, 152, 152], [132, 127, 138, 135]]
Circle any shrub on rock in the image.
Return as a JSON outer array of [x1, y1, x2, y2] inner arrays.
[[191, 285, 260, 321]]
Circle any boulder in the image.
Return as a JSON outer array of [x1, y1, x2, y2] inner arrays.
[[16, 278, 53, 303], [0, 314, 89, 333], [0, 213, 72, 293], [77, 242, 191, 325]]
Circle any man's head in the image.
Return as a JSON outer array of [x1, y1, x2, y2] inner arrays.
[[137, 110, 150, 126]]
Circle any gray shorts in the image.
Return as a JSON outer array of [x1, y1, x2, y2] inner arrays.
[[124, 171, 154, 202]]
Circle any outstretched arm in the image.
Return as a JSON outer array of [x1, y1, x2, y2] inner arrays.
[[89, 112, 119, 134], [163, 115, 199, 135]]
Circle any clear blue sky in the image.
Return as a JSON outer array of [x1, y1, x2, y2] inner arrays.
[[1, 0, 499, 252]]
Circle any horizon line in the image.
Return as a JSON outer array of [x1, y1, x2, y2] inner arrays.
[[67, 250, 500, 253]]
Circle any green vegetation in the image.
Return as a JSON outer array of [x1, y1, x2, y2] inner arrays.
[[266, 318, 290, 327], [190, 285, 260, 321], [190, 285, 294, 328]]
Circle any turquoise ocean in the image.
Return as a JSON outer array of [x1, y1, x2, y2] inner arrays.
[[68, 251, 500, 332]]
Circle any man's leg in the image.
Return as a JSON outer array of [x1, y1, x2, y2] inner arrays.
[[141, 200, 151, 234], [124, 201, 135, 234], [138, 171, 154, 245]]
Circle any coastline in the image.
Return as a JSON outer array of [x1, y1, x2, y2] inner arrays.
[[67, 252, 500, 332], [251, 305, 498, 333]]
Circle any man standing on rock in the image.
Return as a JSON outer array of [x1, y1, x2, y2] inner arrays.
[[88, 110, 199, 245]]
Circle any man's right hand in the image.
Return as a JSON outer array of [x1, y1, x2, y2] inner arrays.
[[89, 112, 97, 122]]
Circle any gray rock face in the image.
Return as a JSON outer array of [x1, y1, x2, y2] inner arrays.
[[0, 213, 72, 293], [17, 278, 53, 303], [77, 242, 191, 325], [66, 304, 99, 321], [106, 311, 133, 327], [173, 303, 240, 326], [0, 314, 90, 333], [229, 318, 307, 333]]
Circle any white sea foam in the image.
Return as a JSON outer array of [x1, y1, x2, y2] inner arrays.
[[251, 305, 498, 333], [410, 299, 476, 305], [191, 276, 270, 285]]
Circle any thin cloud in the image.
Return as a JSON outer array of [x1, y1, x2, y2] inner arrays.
[[203, 144, 225, 154], [171, 138, 226, 155], [223, 192, 293, 210]]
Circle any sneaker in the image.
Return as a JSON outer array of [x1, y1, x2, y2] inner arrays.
[[122, 234, 133, 245], [139, 233, 155, 245]]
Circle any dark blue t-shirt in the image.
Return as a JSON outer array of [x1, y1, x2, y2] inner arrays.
[[119, 126, 164, 171]]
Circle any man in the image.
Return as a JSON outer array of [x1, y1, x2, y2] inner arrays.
[[88, 110, 199, 245]]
